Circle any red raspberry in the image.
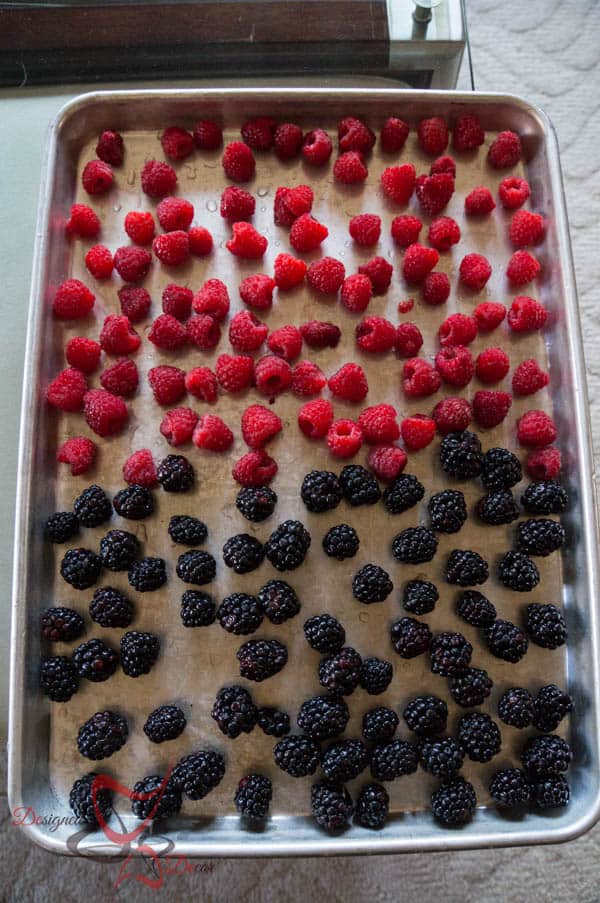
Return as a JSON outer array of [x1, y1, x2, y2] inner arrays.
[[430, 155, 456, 176], [273, 253, 307, 290], [428, 216, 461, 252], [349, 214, 381, 247], [156, 197, 194, 232], [185, 367, 218, 403], [162, 283, 193, 320], [273, 185, 314, 228], [465, 186, 496, 216], [381, 164, 416, 204], [302, 129, 333, 166], [391, 215, 422, 248], [402, 358, 441, 399], [66, 204, 101, 239], [241, 117, 275, 150], [83, 388, 128, 437], [291, 361, 327, 397], [338, 116, 375, 153], [124, 211, 155, 245], [84, 244, 113, 279], [118, 285, 151, 322], [46, 368, 88, 411], [526, 447, 561, 480], [512, 359, 549, 396], [148, 313, 188, 350], [148, 365, 187, 405], [300, 320, 341, 349], [499, 177, 530, 210], [239, 274, 275, 310], [417, 117, 448, 155], [398, 299, 415, 314], [220, 186, 255, 221], [459, 253, 492, 291], [395, 322, 423, 358], [290, 214, 328, 252], [422, 272, 450, 306], [222, 141, 256, 182], [452, 113, 485, 151], [241, 404, 282, 448], [432, 397, 473, 435], [255, 355, 293, 397], [188, 227, 213, 257], [367, 445, 407, 481], [509, 210, 545, 247], [160, 407, 198, 446], [232, 449, 278, 486], [96, 130, 124, 166], [53, 279, 95, 320], [193, 279, 230, 321], [358, 404, 400, 444], [141, 160, 177, 198], [274, 123, 303, 160], [229, 310, 268, 352], [66, 337, 101, 373], [474, 301, 506, 332], [123, 448, 158, 487], [341, 274, 372, 313], [100, 358, 138, 397], [507, 296, 547, 332], [401, 414, 436, 451], [402, 244, 439, 284], [358, 256, 393, 295], [328, 363, 368, 402], [226, 222, 267, 259], [356, 316, 396, 353], [193, 413, 234, 452], [327, 419, 363, 459], [161, 126, 194, 160], [100, 314, 141, 355], [507, 250, 540, 286], [267, 325, 303, 361], [435, 346, 475, 387], [473, 390, 512, 428], [216, 354, 254, 392], [415, 173, 455, 216], [82, 160, 113, 195], [187, 314, 221, 350], [193, 119, 223, 150], [307, 257, 345, 295], [439, 312, 478, 346], [333, 151, 368, 184], [475, 347, 510, 383], [381, 117, 409, 153], [298, 398, 334, 439], [488, 131, 521, 168], [57, 436, 96, 476], [153, 230, 190, 266], [113, 246, 152, 282]]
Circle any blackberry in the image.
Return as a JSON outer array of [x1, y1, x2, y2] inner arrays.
[[476, 491, 519, 525], [458, 712, 501, 762], [257, 706, 290, 737], [445, 549, 489, 586], [456, 590, 496, 628], [73, 485, 112, 527], [99, 529, 140, 571], [517, 519, 566, 557], [362, 707, 399, 743], [40, 656, 79, 701], [235, 486, 277, 523], [403, 696, 447, 737], [128, 556, 167, 592], [236, 638, 288, 681], [157, 454, 195, 492], [370, 739, 419, 781], [339, 464, 381, 506], [498, 550, 540, 592], [431, 777, 477, 826], [429, 631, 472, 677], [521, 734, 572, 779], [73, 638, 119, 682], [489, 768, 532, 808], [390, 617, 432, 658], [222, 534, 265, 574], [533, 684, 573, 732], [359, 657, 393, 695], [265, 520, 311, 571], [402, 580, 439, 616], [392, 526, 438, 564], [418, 736, 464, 777], [131, 775, 181, 821], [323, 523, 360, 560], [180, 590, 216, 627], [322, 739, 370, 782], [498, 687, 535, 728], [77, 711, 128, 760], [355, 782, 389, 830], [235, 774, 272, 820], [318, 646, 362, 695], [143, 705, 186, 743], [60, 548, 102, 590], [526, 603, 567, 649], [428, 490, 467, 534], [40, 606, 85, 643], [298, 694, 350, 740], [69, 773, 113, 826], [168, 515, 208, 545], [382, 474, 425, 514], [440, 431, 483, 480], [211, 685, 258, 738], [521, 480, 568, 515], [171, 750, 226, 799], [532, 775, 570, 809], [311, 781, 353, 832], [120, 630, 160, 677], [486, 619, 529, 663], [258, 580, 300, 624], [176, 549, 216, 585], [352, 563, 393, 603], [113, 484, 154, 520], [217, 593, 263, 635], [45, 511, 79, 544], [449, 667, 493, 708], [481, 447, 522, 491], [274, 735, 321, 777], [304, 614, 345, 653], [301, 470, 342, 513]]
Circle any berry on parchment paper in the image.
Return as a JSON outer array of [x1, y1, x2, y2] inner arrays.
[[66, 203, 101, 239], [499, 176, 530, 209], [430, 155, 456, 176], [185, 367, 218, 403], [507, 296, 547, 332], [300, 320, 341, 349], [358, 404, 400, 444], [307, 257, 345, 295], [220, 185, 255, 221], [141, 159, 177, 198], [268, 325, 303, 361], [160, 407, 198, 446], [475, 347, 510, 383], [509, 210, 545, 247], [403, 358, 441, 398], [507, 250, 540, 286], [148, 313, 188, 350], [341, 274, 372, 313], [229, 310, 268, 352], [113, 246, 152, 282], [193, 118, 223, 149], [239, 274, 275, 310], [99, 315, 141, 355], [66, 336, 101, 373], [83, 388, 128, 437], [193, 413, 234, 452], [157, 196, 194, 231], [46, 369, 87, 412], [381, 116, 409, 153], [291, 361, 327, 397], [390, 214, 422, 248], [328, 363, 368, 402], [118, 285, 151, 322], [422, 272, 450, 306], [100, 358, 139, 396], [274, 185, 313, 227], [512, 359, 549, 396], [123, 449, 158, 487], [57, 437, 96, 475], [153, 230, 190, 266], [162, 283, 193, 321], [432, 397, 472, 434], [161, 125, 194, 160], [358, 256, 393, 294], [488, 130, 521, 168], [452, 112, 485, 151], [53, 279, 95, 320], [428, 216, 461, 251], [459, 253, 492, 291], [298, 399, 334, 439], [227, 222, 267, 259], [193, 278, 230, 321], [96, 129, 124, 166], [233, 450, 278, 487], [517, 410, 557, 447], [402, 244, 439, 284], [395, 322, 423, 357], [465, 186, 495, 216], [401, 414, 436, 451], [439, 313, 478, 346], [367, 445, 407, 481], [215, 353, 254, 392], [415, 173, 455, 216], [124, 210, 155, 245], [148, 365, 186, 406], [381, 164, 416, 204], [356, 316, 396, 353], [273, 253, 307, 289], [82, 160, 113, 195], [274, 122, 303, 160], [526, 447, 561, 481], [435, 346, 474, 388], [188, 227, 213, 257], [241, 405, 283, 448], [302, 128, 333, 165], [474, 301, 506, 331], [333, 151, 368, 184], [338, 116, 375, 153], [349, 213, 381, 247], [326, 420, 363, 459], [222, 141, 256, 182], [417, 116, 448, 155], [255, 355, 292, 397], [473, 390, 512, 428]]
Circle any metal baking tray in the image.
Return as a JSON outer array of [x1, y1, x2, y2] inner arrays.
[[9, 88, 600, 858]]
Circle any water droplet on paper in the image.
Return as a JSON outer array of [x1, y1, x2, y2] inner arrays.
[[184, 165, 197, 180], [358, 611, 369, 624], [257, 186, 269, 197], [344, 239, 351, 247], [274, 240, 281, 247], [112, 204, 122, 213], [126, 170, 136, 186], [260, 206, 267, 213], [206, 200, 217, 212]]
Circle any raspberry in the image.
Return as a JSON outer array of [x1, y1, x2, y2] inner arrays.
[[306, 259, 344, 297], [328, 363, 368, 402], [155, 198, 193, 233], [381, 164, 415, 204], [439, 312, 477, 346], [193, 413, 234, 452], [99, 314, 141, 355], [161, 126, 194, 160], [273, 185, 314, 227], [148, 313, 187, 350], [381, 116, 409, 152], [193, 119, 223, 149], [415, 173, 455, 215], [417, 116, 448, 155], [161, 283, 192, 321], [403, 358, 441, 398], [226, 221, 267, 258], [341, 273, 372, 313], [465, 186, 496, 216], [268, 325, 303, 361], [368, 445, 407, 481], [428, 216, 461, 251], [273, 253, 307, 289], [358, 404, 399, 444], [274, 122, 303, 160], [513, 359, 549, 396], [432, 397, 472, 434], [430, 155, 456, 176], [216, 353, 254, 392], [141, 160, 177, 198], [422, 272, 450, 305], [57, 437, 96, 475], [358, 256, 393, 294], [526, 447, 561, 480], [298, 399, 334, 439], [66, 204, 101, 239], [488, 130, 521, 168], [82, 159, 113, 195], [222, 141, 255, 181], [186, 314, 221, 350], [507, 251, 541, 286], [391, 214, 422, 248], [255, 355, 292, 397], [233, 449, 277, 486], [435, 346, 474, 387], [356, 316, 395, 353], [300, 320, 341, 349], [123, 449, 158, 487], [185, 366, 218, 403], [476, 347, 510, 383], [95, 130, 124, 167], [459, 253, 492, 291], [229, 310, 267, 352], [192, 278, 229, 321], [220, 186, 255, 221], [333, 151, 368, 184], [160, 407, 198, 446], [326, 419, 363, 459], [517, 410, 557, 448], [452, 112, 485, 151], [188, 226, 213, 256], [100, 358, 138, 396], [116, 286, 150, 323], [237, 275, 274, 312], [291, 360, 326, 397], [65, 337, 101, 373], [509, 210, 545, 247], [153, 230, 190, 266], [123, 211, 155, 248], [474, 301, 506, 331], [338, 116, 375, 153], [302, 128, 333, 165], [241, 404, 282, 448], [395, 322, 423, 357], [401, 414, 436, 451], [83, 388, 128, 436], [403, 244, 439, 284], [508, 295, 548, 332], [113, 246, 152, 282], [400, 302, 416, 317], [53, 279, 95, 320], [473, 390, 512, 428], [499, 176, 530, 210], [148, 365, 186, 405], [241, 116, 275, 150], [348, 213, 380, 247]]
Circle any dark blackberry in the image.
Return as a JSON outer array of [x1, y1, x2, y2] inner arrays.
[[533, 684, 573, 732], [40, 656, 79, 701], [390, 617, 432, 658], [236, 638, 288, 681], [222, 534, 265, 574], [517, 518, 566, 557], [430, 631, 472, 677], [440, 430, 483, 480], [476, 490, 519, 525], [176, 549, 216, 585], [362, 707, 399, 743], [431, 777, 477, 826], [171, 750, 226, 799], [298, 694, 350, 740], [168, 515, 208, 545], [77, 710, 128, 760], [157, 454, 195, 492], [359, 657, 393, 695], [355, 782, 389, 829], [403, 696, 447, 737], [143, 705, 186, 743], [521, 734, 572, 779], [180, 590, 216, 627], [265, 520, 311, 571], [45, 511, 79, 543], [128, 556, 167, 591], [481, 447, 522, 491], [445, 549, 489, 586], [521, 481, 568, 515], [498, 687, 535, 728], [120, 630, 160, 677], [311, 781, 353, 832], [73, 484, 112, 527], [402, 579, 439, 616], [217, 593, 263, 635], [339, 464, 381, 506], [60, 548, 102, 590], [486, 619, 529, 663], [318, 646, 362, 695], [258, 580, 300, 624], [498, 550, 540, 592], [73, 638, 118, 682], [322, 739, 370, 782], [211, 685, 258, 738], [532, 775, 570, 809], [489, 768, 532, 808], [99, 529, 140, 571], [322, 523, 360, 560], [428, 490, 467, 534], [257, 706, 290, 737], [370, 739, 419, 781], [458, 712, 501, 762], [69, 773, 113, 826], [274, 735, 321, 777], [449, 667, 493, 708], [382, 474, 425, 514], [526, 603, 567, 649], [352, 563, 393, 603], [40, 606, 85, 642], [113, 484, 154, 520], [131, 775, 182, 821], [235, 774, 272, 820], [300, 470, 342, 513], [456, 590, 496, 628], [392, 527, 438, 564], [419, 736, 464, 778], [304, 614, 345, 653], [235, 486, 277, 522]]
